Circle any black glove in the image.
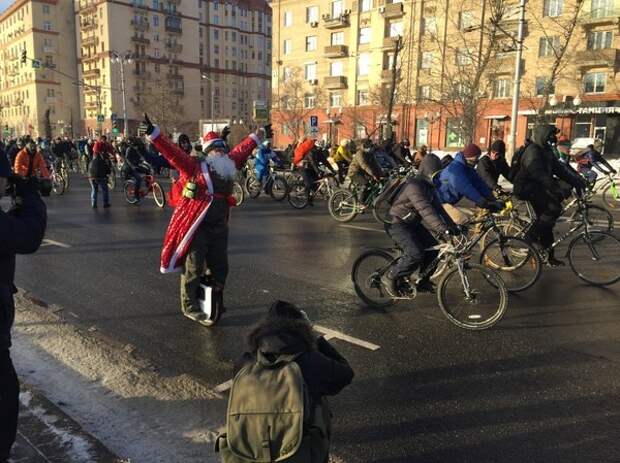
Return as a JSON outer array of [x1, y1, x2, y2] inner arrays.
[[264, 124, 273, 139], [194, 143, 203, 153], [221, 126, 231, 142], [143, 113, 154, 135], [483, 199, 505, 213]]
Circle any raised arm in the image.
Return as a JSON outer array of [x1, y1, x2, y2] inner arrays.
[[229, 134, 261, 170], [147, 126, 197, 176]]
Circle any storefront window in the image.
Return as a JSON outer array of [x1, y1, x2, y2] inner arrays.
[[415, 118, 429, 147], [573, 114, 592, 138], [446, 119, 464, 147]]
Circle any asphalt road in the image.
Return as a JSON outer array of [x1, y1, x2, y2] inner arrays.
[[15, 174, 620, 462]]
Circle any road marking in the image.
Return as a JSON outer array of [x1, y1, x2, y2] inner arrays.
[[313, 324, 381, 351], [339, 224, 383, 233], [41, 239, 71, 248]]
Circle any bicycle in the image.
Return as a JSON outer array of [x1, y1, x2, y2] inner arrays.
[[328, 177, 388, 223], [48, 162, 65, 195], [352, 235, 509, 330], [123, 168, 166, 208], [245, 166, 288, 201], [231, 180, 245, 207], [598, 173, 620, 210], [288, 171, 339, 209]]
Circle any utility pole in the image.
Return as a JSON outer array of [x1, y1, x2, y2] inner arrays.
[[386, 35, 403, 142], [202, 73, 216, 131], [509, 0, 527, 159], [111, 51, 133, 137]]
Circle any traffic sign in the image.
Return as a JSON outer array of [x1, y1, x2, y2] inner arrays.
[[310, 115, 318, 128], [309, 115, 319, 139], [97, 114, 104, 123], [31, 59, 41, 69], [253, 100, 269, 122], [112, 127, 120, 134]]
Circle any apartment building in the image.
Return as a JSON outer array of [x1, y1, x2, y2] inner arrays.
[[0, 0, 79, 138], [271, 0, 620, 153]]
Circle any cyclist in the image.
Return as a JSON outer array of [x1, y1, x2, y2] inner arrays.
[[123, 137, 149, 203], [254, 140, 283, 188], [574, 143, 617, 185], [434, 143, 504, 224], [332, 139, 353, 183], [476, 139, 511, 190], [381, 175, 459, 296], [414, 145, 442, 181], [13, 140, 50, 179], [347, 140, 383, 204], [6, 138, 24, 166]]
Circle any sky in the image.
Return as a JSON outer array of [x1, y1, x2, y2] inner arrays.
[[0, 0, 13, 14]]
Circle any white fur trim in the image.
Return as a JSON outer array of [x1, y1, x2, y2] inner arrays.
[[147, 126, 161, 141], [202, 136, 224, 152], [201, 160, 215, 194], [249, 133, 261, 146]]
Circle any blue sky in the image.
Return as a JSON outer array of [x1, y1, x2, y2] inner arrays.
[[0, 0, 13, 14]]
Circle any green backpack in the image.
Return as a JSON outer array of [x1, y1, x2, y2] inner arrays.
[[215, 351, 331, 463]]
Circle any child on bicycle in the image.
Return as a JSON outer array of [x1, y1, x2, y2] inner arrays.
[[254, 140, 282, 189]]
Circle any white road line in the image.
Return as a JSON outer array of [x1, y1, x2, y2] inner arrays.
[[41, 239, 71, 248], [313, 324, 381, 351], [339, 224, 384, 233]]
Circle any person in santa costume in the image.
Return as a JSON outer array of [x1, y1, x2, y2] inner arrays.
[[143, 114, 270, 324]]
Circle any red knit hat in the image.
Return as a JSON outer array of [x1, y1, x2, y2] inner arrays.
[[201, 131, 226, 153], [462, 143, 482, 159]]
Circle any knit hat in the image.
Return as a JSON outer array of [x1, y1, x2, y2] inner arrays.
[[490, 139, 506, 155], [201, 131, 227, 154], [462, 143, 482, 159]]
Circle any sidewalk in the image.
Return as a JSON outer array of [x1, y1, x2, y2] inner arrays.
[[9, 383, 123, 463]]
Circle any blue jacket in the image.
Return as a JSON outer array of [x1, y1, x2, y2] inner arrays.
[[255, 146, 281, 172], [434, 152, 492, 205]]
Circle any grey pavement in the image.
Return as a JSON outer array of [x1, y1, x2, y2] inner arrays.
[[13, 173, 620, 462]]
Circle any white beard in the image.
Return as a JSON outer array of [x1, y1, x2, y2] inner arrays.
[[205, 154, 237, 180]]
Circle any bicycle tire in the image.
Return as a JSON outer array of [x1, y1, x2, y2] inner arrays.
[[152, 182, 166, 208], [602, 182, 620, 209], [351, 249, 396, 309], [584, 204, 614, 232], [108, 169, 117, 191], [479, 236, 542, 293], [123, 180, 139, 204], [372, 197, 392, 225], [568, 230, 620, 286], [437, 263, 508, 330], [288, 181, 308, 209], [52, 174, 65, 195], [245, 176, 261, 199], [270, 176, 288, 201], [232, 181, 245, 207], [328, 189, 358, 222]]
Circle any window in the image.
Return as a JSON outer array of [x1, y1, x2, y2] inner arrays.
[[153, 15, 159, 26], [591, 0, 614, 18], [583, 72, 606, 93], [306, 6, 319, 23], [330, 92, 343, 107], [359, 27, 371, 44], [232, 31, 237, 42], [214, 30, 219, 40], [331, 0, 343, 17], [283, 39, 292, 55], [446, 119, 464, 147], [305, 63, 317, 80], [330, 61, 343, 76], [154, 48, 160, 58], [42, 4, 50, 14], [47, 88, 54, 97], [283, 11, 293, 27], [306, 35, 317, 51], [304, 93, 316, 108], [355, 123, 366, 139], [214, 44, 219, 54], [417, 85, 431, 100], [357, 53, 370, 76], [389, 21, 403, 37], [423, 17, 437, 35], [415, 119, 429, 147], [456, 48, 472, 66], [357, 89, 369, 105], [574, 114, 592, 138], [538, 36, 560, 57], [331, 31, 344, 45], [283, 67, 293, 79], [588, 30, 613, 50], [421, 52, 433, 69], [460, 11, 474, 30], [361, 0, 372, 12], [43, 21, 52, 31], [535, 77, 555, 96], [543, 0, 563, 17], [493, 78, 511, 98]]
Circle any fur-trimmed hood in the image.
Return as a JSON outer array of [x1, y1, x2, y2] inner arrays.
[[247, 318, 317, 360]]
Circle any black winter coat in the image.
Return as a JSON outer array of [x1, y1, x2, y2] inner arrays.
[[0, 183, 46, 349], [88, 155, 109, 179], [418, 153, 442, 181], [477, 155, 511, 189], [389, 176, 455, 235]]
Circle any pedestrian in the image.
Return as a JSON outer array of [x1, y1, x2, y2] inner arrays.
[[0, 155, 47, 462], [88, 149, 111, 209], [216, 300, 354, 463]]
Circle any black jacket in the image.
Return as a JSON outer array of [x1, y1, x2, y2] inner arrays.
[[6, 143, 20, 166], [0, 182, 47, 349], [237, 318, 354, 401], [125, 145, 143, 169], [88, 155, 110, 179], [477, 155, 511, 189], [418, 153, 443, 181], [389, 176, 455, 235], [514, 125, 583, 199]]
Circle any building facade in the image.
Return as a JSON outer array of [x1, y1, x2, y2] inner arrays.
[[271, 0, 620, 154], [0, 0, 79, 138]]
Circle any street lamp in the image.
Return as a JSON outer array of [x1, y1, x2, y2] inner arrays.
[[201, 73, 216, 131], [111, 50, 133, 137]]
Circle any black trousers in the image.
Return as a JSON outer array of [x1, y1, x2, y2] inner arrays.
[[527, 192, 562, 248], [387, 221, 439, 282], [301, 168, 318, 197], [335, 161, 349, 183], [0, 349, 19, 462]]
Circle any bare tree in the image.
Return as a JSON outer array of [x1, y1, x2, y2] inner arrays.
[[133, 77, 184, 135], [272, 67, 327, 142]]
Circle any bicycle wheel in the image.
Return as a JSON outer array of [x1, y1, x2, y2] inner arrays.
[[328, 189, 358, 222], [479, 237, 541, 292], [269, 176, 288, 201], [568, 231, 620, 286], [152, 182, 166, 208], [584, 205, 614, 232], [372, 198, 392, 225], [108, 168, 117, 191], [62, 170, 70, 191], [123, 180, 139, 204], [52, 174, 65, 195], [351, 249, 396, 309], [602, 182, 620, 209], [245, 176, 261, 199], [438, 263, 508, 330], [232, 181, 245, 207], [287, 180, 308, 209]]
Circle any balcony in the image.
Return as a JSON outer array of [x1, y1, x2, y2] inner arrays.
[[323, 76, 347, 89], [167, 73, 183, 80], [380, 2, 404, 19], [83, 68, 101, 77], [171, 87, 184, 96], [131, 35, 150, 45], [575, 48, 619, 69], [324, 45, 348, 58], [82, 35, 97, 46], [81, 20, 98, 31], [322, 13, 350, 29], [84, 86, 98, 95], [383, 36, 399, 49], [381, 69, 401, 80], [80, 2, 97, 14], [45, 96, 57, 104], [82, 54, 99, 63], [131, 20, 150, 31], [133, 71, 152, 80], [580, 8, 620, 27], [43, 45, 56, 53], [84, 100, 99, 110], [165, 41, 183, 53], [165, 18, 182, 34]]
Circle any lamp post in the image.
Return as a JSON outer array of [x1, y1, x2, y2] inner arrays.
[[111, 50, 133, 137], [201, 73, 216, 131]]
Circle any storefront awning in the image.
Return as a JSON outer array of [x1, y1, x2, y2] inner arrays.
[[484, 115, 509, 119], [518, 109, 537, 116]]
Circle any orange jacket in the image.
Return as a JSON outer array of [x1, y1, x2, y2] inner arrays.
[[293, 138, 316, 166], [14, 148, 50, 178]]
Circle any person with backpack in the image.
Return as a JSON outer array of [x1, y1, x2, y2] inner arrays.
[[476, 139, 512, 190], [88, 149, 111, 209], [413, 145, 442, 181], [217, 300, 354, 463], [512, 125, 586, 266]]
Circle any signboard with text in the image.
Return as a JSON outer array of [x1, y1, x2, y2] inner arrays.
[[309, 115, 319, 139]]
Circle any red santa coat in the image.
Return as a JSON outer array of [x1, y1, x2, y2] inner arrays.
[[148, 126, 260, 273]]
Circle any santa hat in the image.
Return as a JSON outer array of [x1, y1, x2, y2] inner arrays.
[[201, 131, 226, 154]]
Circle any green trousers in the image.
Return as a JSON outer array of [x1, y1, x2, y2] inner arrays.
[[180, 220, 229, 314]]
